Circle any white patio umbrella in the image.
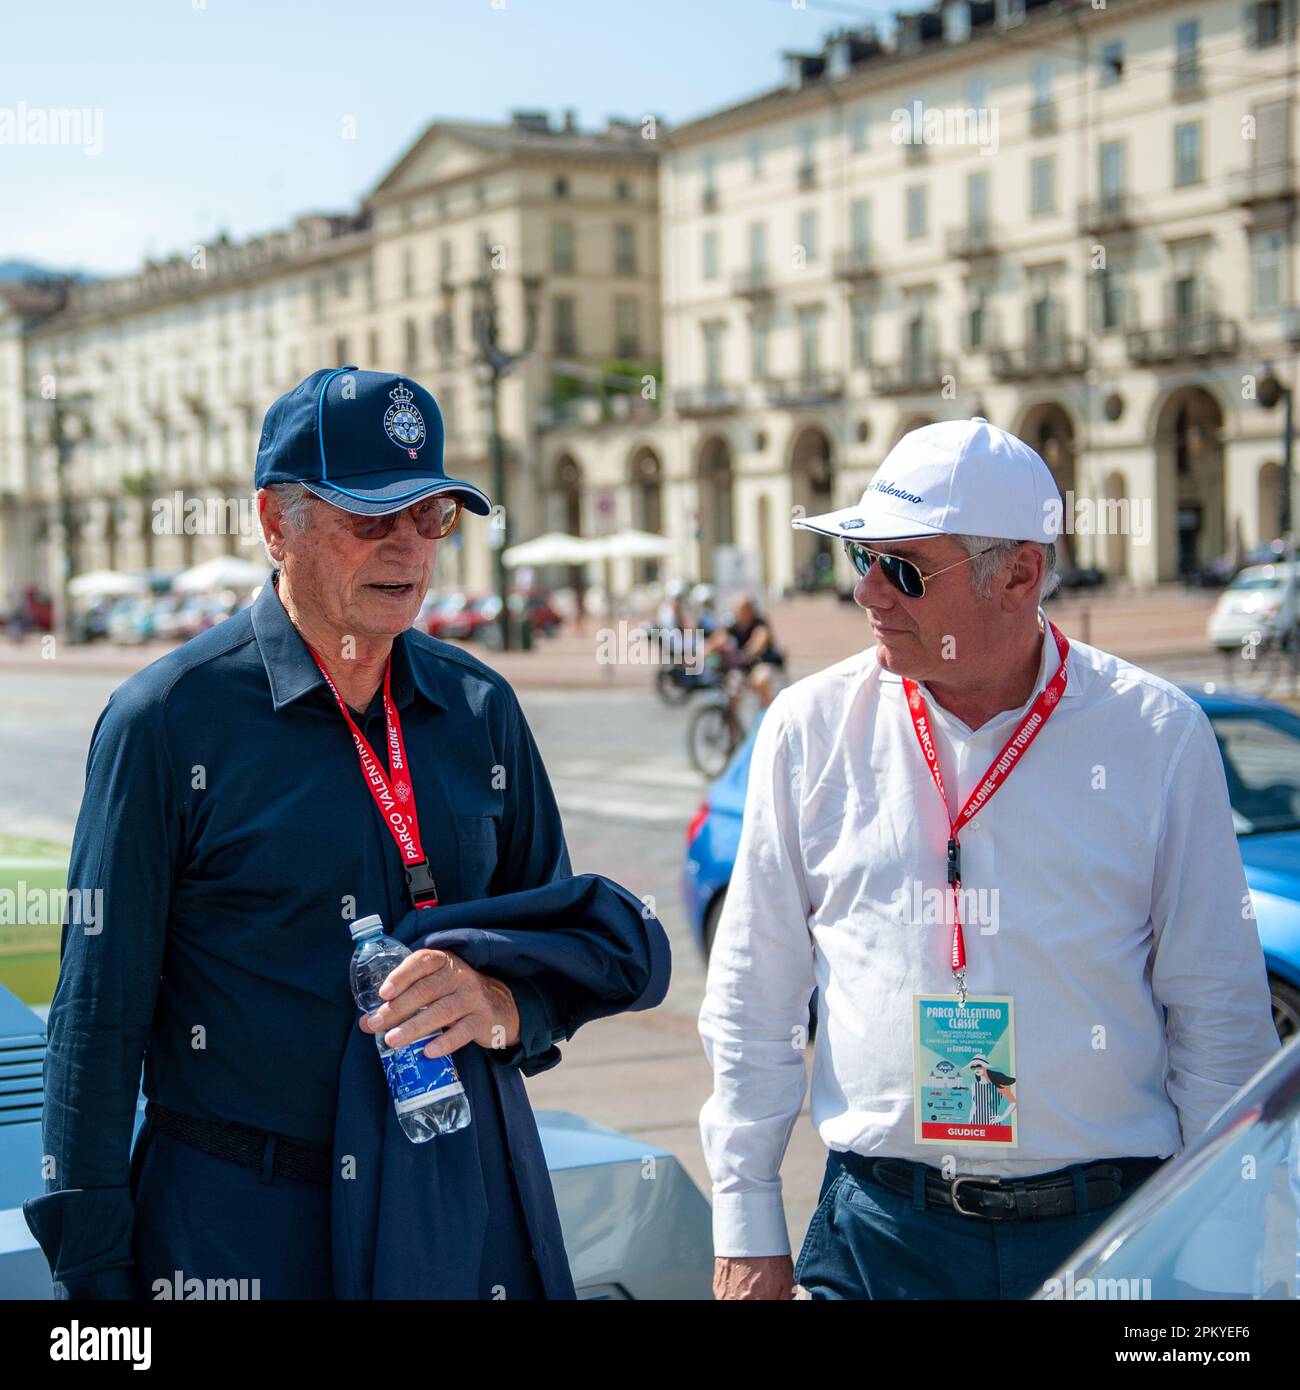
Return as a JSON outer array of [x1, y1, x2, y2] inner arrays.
[[501, 532, 597, 568], [585, 529, 676, 560], [67, 570, 147, 599], [173, 555, 269, 593]]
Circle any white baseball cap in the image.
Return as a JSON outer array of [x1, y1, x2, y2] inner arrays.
[[793, 418, 1060, 544]]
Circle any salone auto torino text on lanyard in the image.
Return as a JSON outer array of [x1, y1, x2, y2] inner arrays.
[[904, 621, 1070, 1148]]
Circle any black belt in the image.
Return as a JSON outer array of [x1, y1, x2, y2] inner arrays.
[[148, 1102, 332, 1187], [835, 1151, 1164, 1222]]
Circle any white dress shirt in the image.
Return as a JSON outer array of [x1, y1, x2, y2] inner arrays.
[[698, 619, 1281, 1258]]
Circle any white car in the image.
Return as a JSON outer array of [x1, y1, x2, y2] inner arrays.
[[1207, 563, 1300, 653]]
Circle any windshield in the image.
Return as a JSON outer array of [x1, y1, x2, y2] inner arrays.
[[1209, 711, 1300, 835], [1229, 571, 1283, 591], [1043, 1064, 1299, 1300]]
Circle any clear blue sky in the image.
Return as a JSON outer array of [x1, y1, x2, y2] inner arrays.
[[0, 0, 893, 275]]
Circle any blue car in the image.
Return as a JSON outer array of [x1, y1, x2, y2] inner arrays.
[[682, 688, 1300, 1044]]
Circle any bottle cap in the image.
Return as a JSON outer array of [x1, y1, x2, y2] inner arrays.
[[349, 913, 385, 941]]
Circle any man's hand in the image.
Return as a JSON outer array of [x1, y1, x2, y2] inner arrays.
[[713, 1255, 796, 1301], [358, 949, 521, 1056]]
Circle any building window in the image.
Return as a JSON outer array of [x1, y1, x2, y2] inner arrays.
[[967, 170, 990, 231], [849, 108, 869, 151], [749, 221, 767, 273], [553, 296, 577, 356], [1174, 18, 1200, 92], [1030, 61, 1055, 132], [798, 208, 819, 261], [750, 317, 769, 379], [553, 175, 570, 197], [966, 293, 988, 351], [334, 335, 349, 364], [335, 269, 350, 298], [967, 78, 990, 112], [1100, 140, 1126, 202], [1028, 155, 1053, 216], [1094, 265, 1126, 332], [615, 178, 631, 200], [1174, 121, 1202, 186], [851, 300, 872, 367], [614, 297, 640, 357], [850, 197, 871, 253], [403, 318, 419, 366], [439, 240, 453, 275], [905, 185, 928, 239], [402, 249, 414, 296], [702, 151, 718, 208], [1100, 39, 1124, 84], [367, 328, 380, 364], [1252, 0, 1284, 46], [797, 306, 821, 381], [749, 137, 764, 178], [702, 229, 720, 281], [799, 124, 816, 176], [1252, 228, 1287, 313], [552, 221, 575, 274], [702, 321, 725, 388], [614, 224, 637, 275]]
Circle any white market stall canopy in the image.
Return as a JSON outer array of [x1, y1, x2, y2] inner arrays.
[[586, 529, 677, 561], [501, 532, 596, 568], [173, 555, 269, 593], [67, 570, 147, 599]]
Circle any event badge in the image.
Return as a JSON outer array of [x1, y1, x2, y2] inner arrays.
[[913, 994, 1018, 1147]]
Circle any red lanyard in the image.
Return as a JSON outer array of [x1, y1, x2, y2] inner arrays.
[[902, 621, 1069, 1002], [309, 649, 439, 909]]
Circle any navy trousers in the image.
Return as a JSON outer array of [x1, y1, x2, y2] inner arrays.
[[128, 1114, 545, 1301], [795, 1151, 1127, 1300]]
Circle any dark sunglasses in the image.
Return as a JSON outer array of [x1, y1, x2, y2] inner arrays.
[[842, 539, 998, 598], [340, 495, 462, 542]]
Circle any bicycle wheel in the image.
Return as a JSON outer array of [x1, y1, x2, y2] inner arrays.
[[689, 702, 741, 777], [655, 667, 689, 706]]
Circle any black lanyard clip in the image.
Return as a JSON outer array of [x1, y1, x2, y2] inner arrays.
[[404, 859, 440, 908], [946, 837, 961, 886]]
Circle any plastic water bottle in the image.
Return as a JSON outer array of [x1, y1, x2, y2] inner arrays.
[[347, 914, 471, 1142]]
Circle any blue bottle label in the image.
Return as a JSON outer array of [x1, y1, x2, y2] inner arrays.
[[376, 1033, 464, 1113]]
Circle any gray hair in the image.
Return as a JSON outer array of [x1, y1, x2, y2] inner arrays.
[[956, 535, 1059, 601], [258, 482, 316, 566]]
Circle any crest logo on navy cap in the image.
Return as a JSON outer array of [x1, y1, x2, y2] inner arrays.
[[384, 382, 426, 459]]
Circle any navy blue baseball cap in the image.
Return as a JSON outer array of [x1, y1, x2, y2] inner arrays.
[[254, 366, 492, 517]]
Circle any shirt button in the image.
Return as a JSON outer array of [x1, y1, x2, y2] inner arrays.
[[967, 820, 981, 832]]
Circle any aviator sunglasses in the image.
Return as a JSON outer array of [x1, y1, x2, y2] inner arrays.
[[339, 495, 463, 542], [842, 538, 999, 598]]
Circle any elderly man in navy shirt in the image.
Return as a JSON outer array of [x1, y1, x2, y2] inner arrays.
[[25, 367, 657, 1300]]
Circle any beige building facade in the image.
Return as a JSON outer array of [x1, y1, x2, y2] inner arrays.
[[0, 110, 660, 603], [543, 0, 1300, 597]]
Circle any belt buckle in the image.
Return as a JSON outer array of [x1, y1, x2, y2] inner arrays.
[[950, 1174, 998, 1218]]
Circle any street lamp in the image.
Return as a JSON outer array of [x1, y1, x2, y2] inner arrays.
[[1259, 366, 1295, 692], [469, 243, 541, 651]]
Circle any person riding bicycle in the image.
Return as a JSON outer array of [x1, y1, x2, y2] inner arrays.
[[705, 595, 784, 708]]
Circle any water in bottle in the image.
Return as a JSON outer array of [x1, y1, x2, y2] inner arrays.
[[348, 913, 471, 1141]]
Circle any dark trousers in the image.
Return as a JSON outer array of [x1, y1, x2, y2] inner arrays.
[[130, 1118, 334, 1300], [795, 1150, 1142, 1300]]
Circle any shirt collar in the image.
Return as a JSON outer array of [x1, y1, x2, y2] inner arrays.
[[251, 574, 447, 714], [879, 609, 1080, 723]]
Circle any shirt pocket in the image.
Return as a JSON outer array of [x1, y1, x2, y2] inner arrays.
[[453, 814, 499, 900]]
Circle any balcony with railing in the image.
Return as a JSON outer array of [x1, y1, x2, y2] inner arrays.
[[989, 335, 1088, 380], [763, 371, 844, 407], [870, 353, 952, 396], [944, 222, 999, 260], [833, 246, 878, 282], [1172, 53, 1203, 100], [1227, 161, 1294, 208], [675, 383, 745, 416], [1125, 313, 1240, 364], [733, 268, 774, 301], [1077, 192, 1138, 237]]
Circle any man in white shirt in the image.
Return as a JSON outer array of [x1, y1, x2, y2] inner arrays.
[[699, 418, 1280, 1300]]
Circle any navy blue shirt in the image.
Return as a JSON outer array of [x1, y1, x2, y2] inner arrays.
[[41, 575, 571, 1206]]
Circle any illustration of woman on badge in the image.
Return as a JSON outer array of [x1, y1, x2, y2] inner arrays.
[[968, 1054, 1017, 1125]]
